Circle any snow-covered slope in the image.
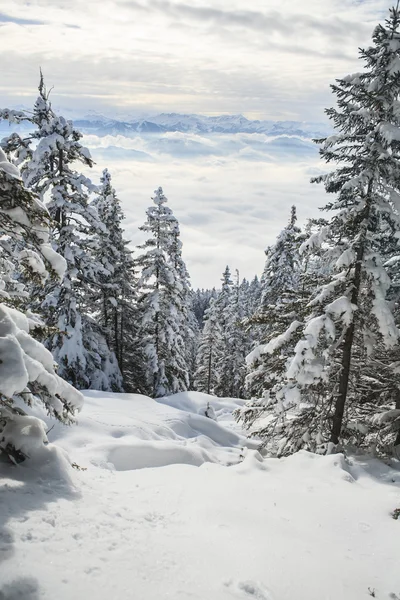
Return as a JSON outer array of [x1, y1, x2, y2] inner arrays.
[[0, 391, 399, 600]]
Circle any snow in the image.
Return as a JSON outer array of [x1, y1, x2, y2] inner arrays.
[[263, 320, 302, 355], [378, 122, 400, 144], [325, 295, 356, 325], [0, 390, 399, 600], [0, 303, 84, 418], [0, 156, 21, 180], [39, 243, 67, 280], [0, 410, 48, 457]]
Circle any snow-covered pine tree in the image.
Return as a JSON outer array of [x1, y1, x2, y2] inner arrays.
[[192, 288, 217, 329], [244, 207, 304, 400], [169, 215, 199, 387], [247, 276, 262, 316], [224, 270, 248, 398], [0, 149, 83, 462], [240, 276, 262, 360], [240, 7, 400, 456], [1, 76, 120, 390], [212, 266, 235, 397], [194, 298, 223, 394], [134, 187, 190, 397], [259, 207, 302, 312], [348, 229, 400, 455], [90, 168, 137, 390]]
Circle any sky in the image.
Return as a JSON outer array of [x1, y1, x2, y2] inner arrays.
[[0, 0, 389, 119], [0, 0, 393, 287]]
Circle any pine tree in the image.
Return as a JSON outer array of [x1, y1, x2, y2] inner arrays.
[[239, 7, 400, 456], [169, 215, 199, 389], [213, 266, 234, 397], [192, 288, 217, 329], [194, 298, 223, 394], [134, 187, 190, 397], [247, 276, 262, 316], [0, 149, 83, 462], [1, 76, 119, 390], [245, 207, 304, 400], [90, 168, 137, 390], [225, 270, 248, 398]]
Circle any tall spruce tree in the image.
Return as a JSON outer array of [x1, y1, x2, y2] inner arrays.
[[169, 215, 199, 388], [239, 7, 400, 456], [213, 266, 234, 397], [134, 187, 190, 397], [192, 288, 217, 329], [90, 168, 137, 389], [225, 270, 248, 398]]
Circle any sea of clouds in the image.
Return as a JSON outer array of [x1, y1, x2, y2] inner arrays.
[[83, 128, 328, 288]]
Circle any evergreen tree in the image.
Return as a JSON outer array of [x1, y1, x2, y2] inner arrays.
[[245, 207, 304, 400], [240, 7, 400, 456], [197, 268, 252, 399], [1, 76, 120, 390], [194, 298, 223, 394], [134, 187, 190, 397], [225, 270, 248, 398], [0, 149, 83, 462], [192, 288, 217, 329], [90, 168, 137, 390], [169, 215, 199, 389], [213, 266, 234, 397], [247, 276, 262, 316]]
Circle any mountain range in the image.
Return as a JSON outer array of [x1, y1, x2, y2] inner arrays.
[[72, 112, 331, 139]]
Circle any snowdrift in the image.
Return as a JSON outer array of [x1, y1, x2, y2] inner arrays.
[[46, 390, 257, 472]]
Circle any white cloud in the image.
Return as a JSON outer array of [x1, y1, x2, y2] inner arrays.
[[81, 131, 327, 287], [0, 0, 389, 119]]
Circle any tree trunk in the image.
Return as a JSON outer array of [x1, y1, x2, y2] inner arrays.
[[330, 322, 356, 445], [103, 295, 108, 332], [207, 345, 212, 395], [114, 308, 120, 373], [329, 190, 372, 447], [395, 390, 400, 447], [119, 308, 124, 379]]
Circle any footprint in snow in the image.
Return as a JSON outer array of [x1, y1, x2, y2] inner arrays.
[[224, 579, 273, 600]]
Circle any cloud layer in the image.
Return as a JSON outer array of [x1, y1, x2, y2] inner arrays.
[[80, 130, 327, 288], [0, 0, 389, 119]]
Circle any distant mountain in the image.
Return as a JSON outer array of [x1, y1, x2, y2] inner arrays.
[[73, 112, 331, 139], [0, 108, 331, 139]]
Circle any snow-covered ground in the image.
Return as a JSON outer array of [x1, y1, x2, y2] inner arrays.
[[0, 391, 399, 600]]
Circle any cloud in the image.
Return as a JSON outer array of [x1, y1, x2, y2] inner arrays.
[[149, 0, 369, 40], [0, 0, 388, 120], [74, 128, 325, 287], [0, 11, 46, 25]]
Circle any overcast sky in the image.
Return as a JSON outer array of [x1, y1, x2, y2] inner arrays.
[[0, 0, 393, 287], [0, 0, 389, 119]]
